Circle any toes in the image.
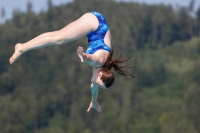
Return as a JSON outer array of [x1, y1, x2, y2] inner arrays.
[[9, 54, 15, 64], [9, 57, 14, 64], [9, 44, 23, 64]]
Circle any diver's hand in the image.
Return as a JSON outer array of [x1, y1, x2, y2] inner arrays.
[[77, 46, 84, 62], [87, 101, 102, 112]]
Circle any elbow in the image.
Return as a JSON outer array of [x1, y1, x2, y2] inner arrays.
[[90, 83, 98, 89], [91, 83, 94, 88]]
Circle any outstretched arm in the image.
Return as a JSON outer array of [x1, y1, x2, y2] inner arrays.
[[87, 83, 102, 112], [77, 46, 97, 66]]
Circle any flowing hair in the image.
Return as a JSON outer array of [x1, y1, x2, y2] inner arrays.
[[100, 47, 135, 88]]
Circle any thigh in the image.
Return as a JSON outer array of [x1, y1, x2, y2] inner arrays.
[[56, 13, 99, 43]]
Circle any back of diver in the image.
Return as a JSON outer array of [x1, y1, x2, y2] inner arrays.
[[86, 11, 111, 55]]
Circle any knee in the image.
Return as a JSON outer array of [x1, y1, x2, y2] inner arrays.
[[52, 35, 65, 45]]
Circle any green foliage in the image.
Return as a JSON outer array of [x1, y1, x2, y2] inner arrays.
[[0, 1, 200, 133]]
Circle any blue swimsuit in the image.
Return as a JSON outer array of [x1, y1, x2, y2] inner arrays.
[[86, 12, 111, 54]]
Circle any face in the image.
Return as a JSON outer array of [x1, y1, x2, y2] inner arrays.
[[96, 72, 107, 89]]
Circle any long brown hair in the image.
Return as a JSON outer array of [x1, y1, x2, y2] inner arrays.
[[100, 48, 134, 88]]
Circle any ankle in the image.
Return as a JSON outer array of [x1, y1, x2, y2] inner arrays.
[[18, 43, 25, 53]]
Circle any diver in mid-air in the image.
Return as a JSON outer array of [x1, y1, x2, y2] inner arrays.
[[10, 11, 134, 112]]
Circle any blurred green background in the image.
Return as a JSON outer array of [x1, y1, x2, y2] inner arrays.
[[0, 0, 200, 133]]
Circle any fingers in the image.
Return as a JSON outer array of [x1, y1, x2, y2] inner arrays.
[[77, 46, 84, 62], [78, 46, 83, 49], [95, 106, 102, 112], [87, 102, 92, 112], [77, 46, 84, 53], [93, 106, 102, 112], [87, 107, 91, 112], [77, 46, 84, 55], [87, 102, 102, 113]]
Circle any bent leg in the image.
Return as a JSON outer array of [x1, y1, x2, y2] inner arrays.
[[9, 13, 99, 64]]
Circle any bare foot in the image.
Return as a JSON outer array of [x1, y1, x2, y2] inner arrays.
[[9, 43, 23, 64], [77, 46, 84, 62]]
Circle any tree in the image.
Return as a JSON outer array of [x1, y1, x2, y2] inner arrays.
[[188, 0, 195, 11], [47, 0, 53, 10], [27, 1, 33, 13], [1, 7, 5, 18], [184, 83, 200, 132]]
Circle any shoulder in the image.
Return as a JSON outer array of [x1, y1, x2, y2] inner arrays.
[[93, 50, 109, 67]]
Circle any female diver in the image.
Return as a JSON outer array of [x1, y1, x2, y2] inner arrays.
[[9, 11, 134, 112]]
